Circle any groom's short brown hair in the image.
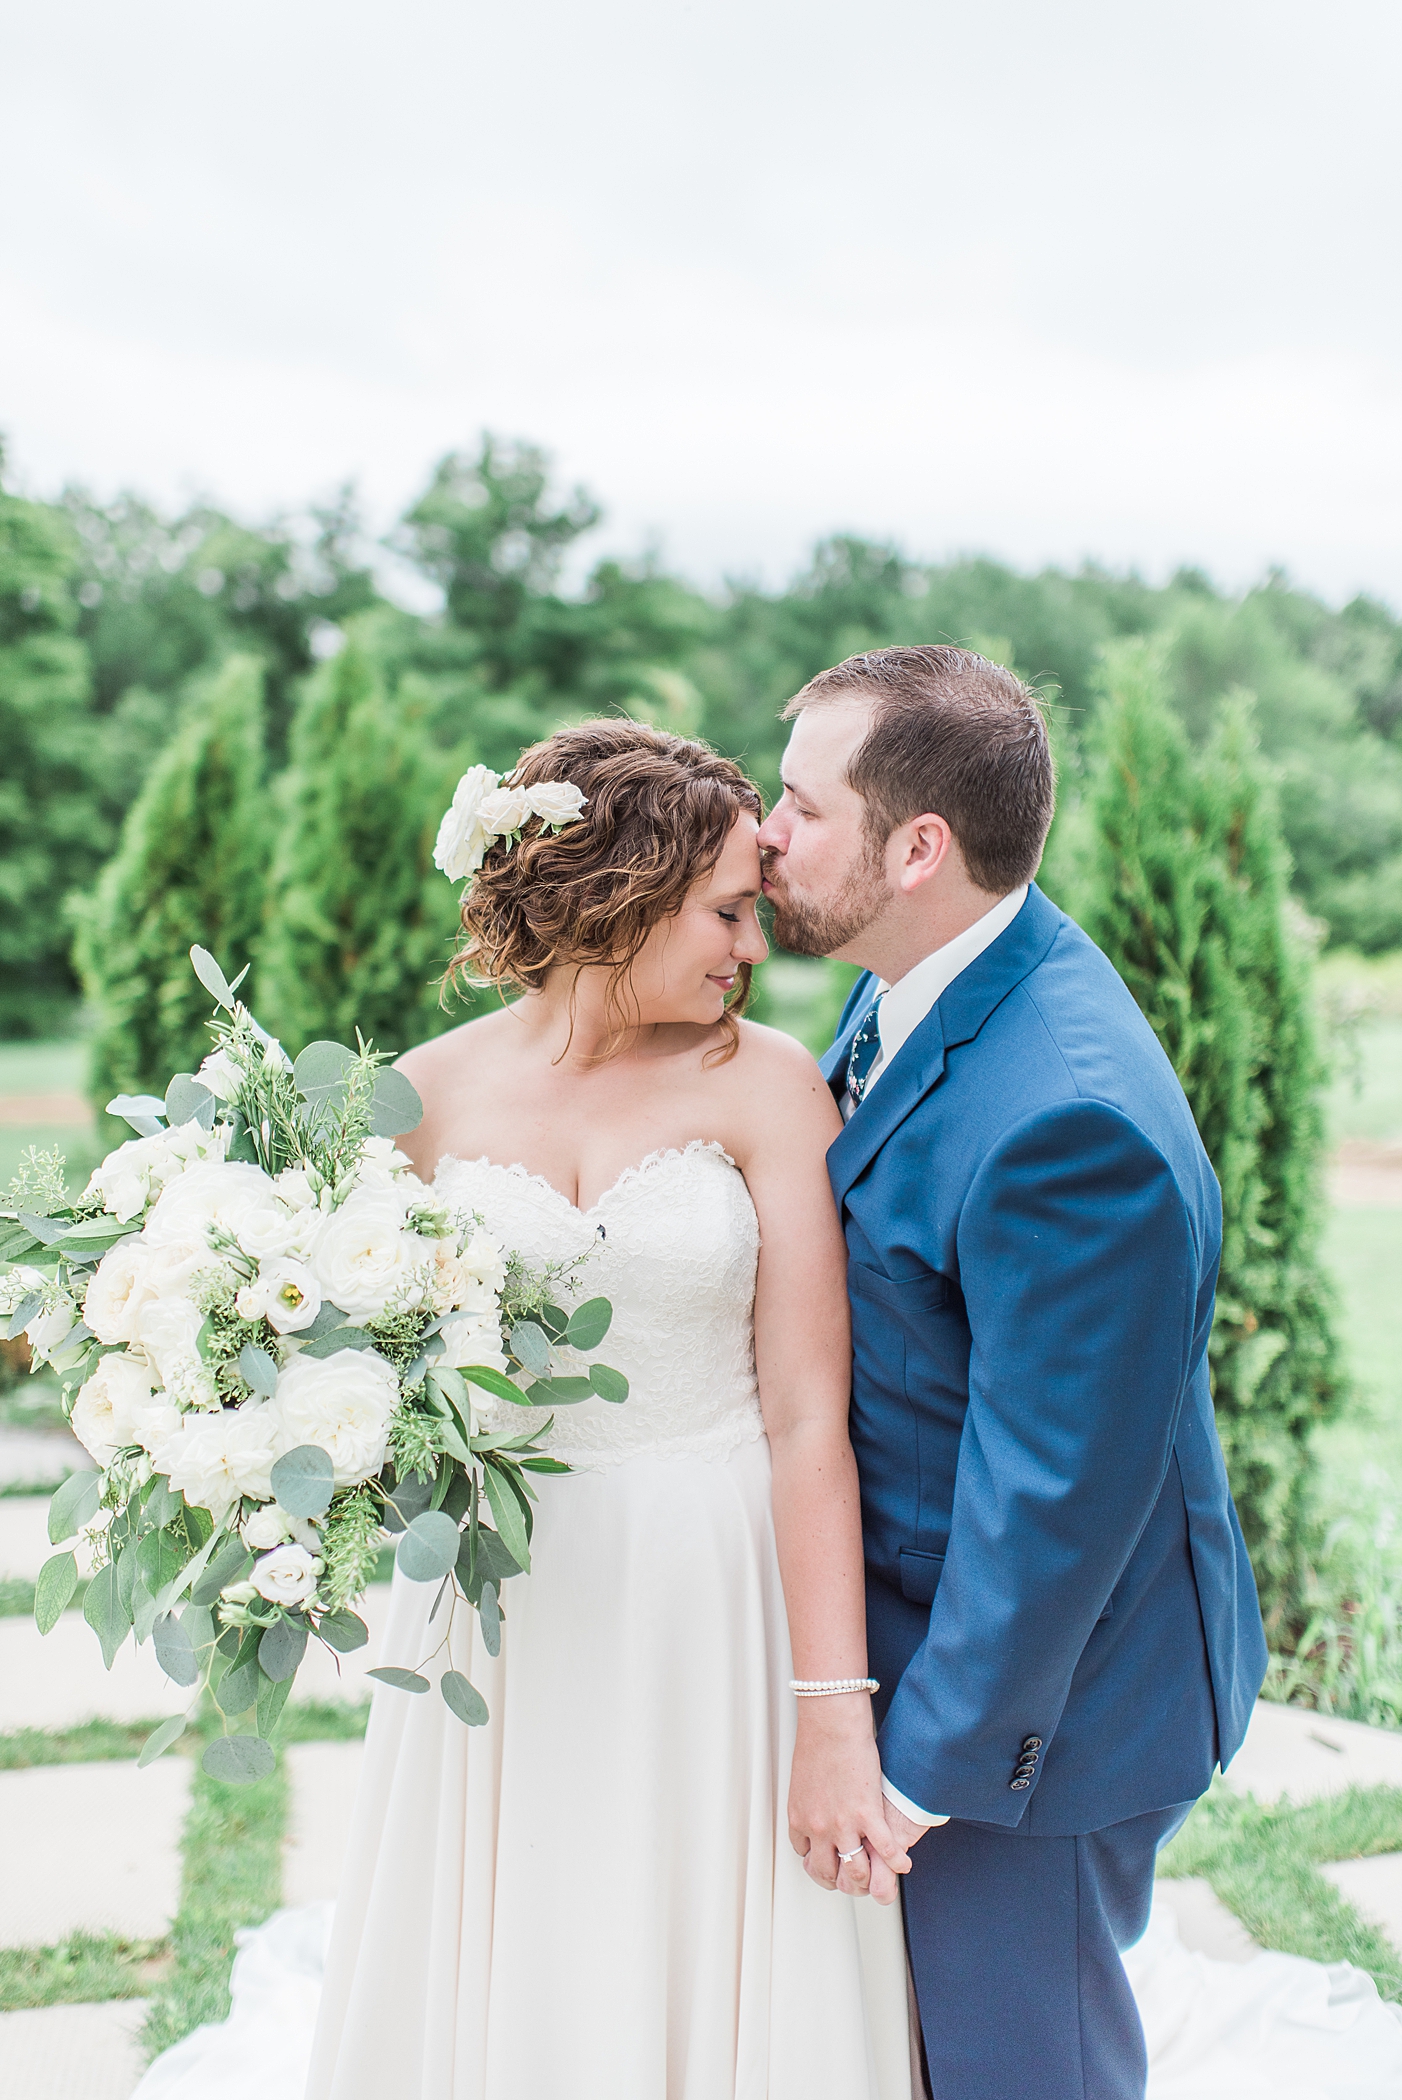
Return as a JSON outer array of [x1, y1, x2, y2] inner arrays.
[[783, 645, 1055, 894]]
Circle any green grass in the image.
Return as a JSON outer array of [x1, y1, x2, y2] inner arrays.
[[0, 1040, 89, 1100], [1161, 1783, 1402, 1999], [0, 1718, 171, 1769], [140, 1735, 288, 2058], [0, 1931, 171, 2013]]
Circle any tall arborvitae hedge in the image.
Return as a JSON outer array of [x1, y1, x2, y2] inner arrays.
[[1077, 642, 1345, 1634], [76, 655, 271, 1131], [257, 639, 468, 1057]]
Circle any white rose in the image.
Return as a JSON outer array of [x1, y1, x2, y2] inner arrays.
[[84, 1122, 229, 1224], [133, 1295, 205, 1386], [84, 1242, 157, 1345], [240, 1502, 313, 1551], [71, 1354, 181, 1467], [477, 783, 531, 836], [438, 1312, 510, 1375], [310, 1193, 427, 1318], [236, 1258, 322, 1334], [433, 764, 501, 881], [269, 1347, 398, 1486], [151, 1403, 279, 1521], [196, 1049, 242, 1101], [355, 1137, 415, 1192], [143, 1161, 289, 1256], [274, 1167, 318, 1211], [460, 1227, 507, 1293], [251, 1542, 322, 1608], [523, 779, 587, 829]]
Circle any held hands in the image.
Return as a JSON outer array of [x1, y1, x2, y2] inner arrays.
[[787, 1694, 915, 1906]]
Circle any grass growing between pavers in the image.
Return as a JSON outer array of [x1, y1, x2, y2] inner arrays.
[[0, 1717, 159, 1769], [1161, 1781, 1402, 1999], [0, 1932, 171, 2012]]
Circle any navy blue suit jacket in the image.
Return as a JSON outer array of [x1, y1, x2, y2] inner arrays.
[[822, 884, 1267, 1836]]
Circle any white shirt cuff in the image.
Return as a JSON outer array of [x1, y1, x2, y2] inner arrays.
[[881, 1776, 949, 1828]]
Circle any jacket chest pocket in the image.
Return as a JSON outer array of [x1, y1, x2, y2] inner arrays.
[[848, 1261, 952, 1319]]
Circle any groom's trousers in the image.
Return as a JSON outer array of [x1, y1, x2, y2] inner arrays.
[[901, 1799, 1192, 2100]]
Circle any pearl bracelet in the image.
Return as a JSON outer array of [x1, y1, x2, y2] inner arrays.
[[789, 1678, 880, 1696]]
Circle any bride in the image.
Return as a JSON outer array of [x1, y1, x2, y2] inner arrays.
[[304, 720, 918, 2099]]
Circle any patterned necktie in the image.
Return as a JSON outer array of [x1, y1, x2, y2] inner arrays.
[[845, 996, 885, 1107]]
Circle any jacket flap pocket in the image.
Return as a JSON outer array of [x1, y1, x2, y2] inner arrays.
[[899, 1549, 945, 1606], [849, 1261, 951, 1315]]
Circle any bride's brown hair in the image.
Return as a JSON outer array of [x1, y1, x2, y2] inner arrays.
[[445, 720, 763, 1062]]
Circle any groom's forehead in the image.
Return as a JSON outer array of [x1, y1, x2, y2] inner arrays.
[[781, 699, 874, 791]]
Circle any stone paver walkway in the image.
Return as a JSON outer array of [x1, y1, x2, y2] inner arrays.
[[1323, 1854, 1402, 1953], [0, 1761, 189, 1947], [0, 1999, 148, 2100]]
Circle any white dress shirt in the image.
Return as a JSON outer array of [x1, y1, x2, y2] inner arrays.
[[838, 886, 1030, 1829]]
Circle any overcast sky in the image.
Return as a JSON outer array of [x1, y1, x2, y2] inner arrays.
[[3, 0, 1400, 601]]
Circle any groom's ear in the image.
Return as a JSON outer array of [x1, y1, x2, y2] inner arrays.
[[893, 813, 956, 894]]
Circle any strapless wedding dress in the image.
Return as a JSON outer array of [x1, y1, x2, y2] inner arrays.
[[132, 1143, 1402, 2099]]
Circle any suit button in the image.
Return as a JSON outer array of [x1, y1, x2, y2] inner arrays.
[[1014, 1759, 1037, 1775], [1022, 1737, 1043, 1752], [1010, 1777, 1031, 1790]]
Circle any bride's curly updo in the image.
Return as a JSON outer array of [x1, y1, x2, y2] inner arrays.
[[447, 720, 763, 1055]]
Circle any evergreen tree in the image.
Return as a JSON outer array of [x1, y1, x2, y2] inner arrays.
[[1079, 644, 1344, 1632], [75, 656, 271, 1128], [257, 638, 468, 1058], [0, 466, 95, 1035]]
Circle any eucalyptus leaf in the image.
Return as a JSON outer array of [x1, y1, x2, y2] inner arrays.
[[367, 1666, 429, 1693], [258, 1615, 309, 1682], [114, 1543, 139, 1619], [477, 1526, 525, 1581], [509, 1322, 553, 1375], [317, 1609, 369, 1653], [136, 1526, 186, 1596], [428, 1364, 467, 1409], [397, 1510, 461, 1583], [131, 1576, 161, 1646], [239, 1342, 280, 1396], [106, 1098, 167, 1143], [180, 1602, 216, 1655], [478, 1580, 501, 1657], [137, 1713, 188, 1767], [202, 1734, 276, 1784], [256, 1669, 293, 1740], [48, 1468, 100, 1544], [153, 1613, 200, 1688], [144, 1475, 182, 1528], [17, 1211, 68, 1247], [189, 1536, 252, 1608], [34, 1550, 78, 1634], [189, 945, 236, 1011], [440, 1670, 489, 1726], [214, 1659, 260, 1716], [297, 1327, 376, 1360], [5, 1290, 43, 1340], [482, 1465, 530, 1574], [293, 1040, 356, 1103], [537, 1302, 569, 1342], [564, 1296, 613, 1351], [83, 1560, 131, 1670], [368, 1067, 424, 1136], [380, 1471, 434, 1534], [437, 1415, 471, 1465], [588, 1363, 630, 1404], [428, 1572, 452, 1624], [269, 1444, 335, 1519], [298, 1301, 349, 1340], [525, 1376, 594, 1404], [165, 1073, 217, 1131]]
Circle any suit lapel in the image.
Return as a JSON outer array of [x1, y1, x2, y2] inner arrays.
[[826, 885, 1065, 1204]]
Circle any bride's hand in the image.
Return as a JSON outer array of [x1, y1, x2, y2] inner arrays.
[[787, 1696, 911, 1906]]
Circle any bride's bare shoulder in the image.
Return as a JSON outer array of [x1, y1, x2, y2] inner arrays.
[[396, 1008, 511, 1083], [722, 1018, 840, 1138]]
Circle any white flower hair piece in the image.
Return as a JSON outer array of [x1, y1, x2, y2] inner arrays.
[[433, 767, 588, 885]]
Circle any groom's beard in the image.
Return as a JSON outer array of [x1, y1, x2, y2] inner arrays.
[[763, 844, 889, 958]]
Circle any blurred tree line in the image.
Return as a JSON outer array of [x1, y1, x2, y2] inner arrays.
[[0, 429, 1372, 1632]]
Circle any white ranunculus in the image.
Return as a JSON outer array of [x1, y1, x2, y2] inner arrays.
[[310, 1193, 427, 1319], [477, 782, 531, 836], [71, 1354, 181, 1466], [83, 1241, 159, 1344], [236, 1257, 322, 1334], [196, 1048, 242, 1101], [242, 1503, 294, 1550], [151, 1403, 279, 1521], [143, 1161, 289, 1257], [269, 1348, 398, 1486], [433, 764, 501, 882], [25, 1297, 76, 1356], [251, 1542, 321, 1608], [438, 1312, 510, 1375], [133, 1294, 205, 1386], [523, 778, 588, 829]]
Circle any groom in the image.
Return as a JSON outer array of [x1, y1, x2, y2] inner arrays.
[[756, 647, 1267, 2100]]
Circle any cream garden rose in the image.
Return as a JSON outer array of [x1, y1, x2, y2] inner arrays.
[[270, 1348, 398, 1486], [475, 782, 531, 835], [151, 1403, 280, 1521], [71, 1354, 182, 1467], [523, 778, 588, 828], [310, 1192, 428, 1318], [250, 1542, 322, 1608], [84, 1117, 230, 1224], [143, 1160, 293, 1256], [433, 763, 501, 881]]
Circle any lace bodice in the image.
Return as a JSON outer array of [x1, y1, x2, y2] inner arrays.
[[434, 1141, 764, 1467]]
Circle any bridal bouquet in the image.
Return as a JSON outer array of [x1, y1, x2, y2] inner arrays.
[[0, 948, 625, 1782]]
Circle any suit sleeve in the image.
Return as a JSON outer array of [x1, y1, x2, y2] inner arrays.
[[877, 1097, 1199, 1827]]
